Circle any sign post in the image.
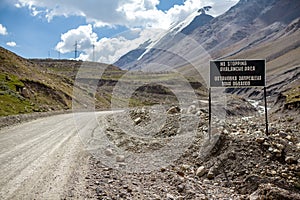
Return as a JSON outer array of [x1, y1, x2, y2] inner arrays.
[[264, 87, 269, 135], [209, 60, 268, 137]]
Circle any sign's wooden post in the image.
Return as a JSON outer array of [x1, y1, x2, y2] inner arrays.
[[209, 60, 267, 136]]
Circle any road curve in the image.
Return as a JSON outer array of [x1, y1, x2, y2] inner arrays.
[[0, 111, 113, 199]]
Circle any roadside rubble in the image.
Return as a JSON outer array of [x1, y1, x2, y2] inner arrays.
[[84, 97, 299, 199]]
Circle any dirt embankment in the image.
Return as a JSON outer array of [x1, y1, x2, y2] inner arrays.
[[83, 98, 300, 199]]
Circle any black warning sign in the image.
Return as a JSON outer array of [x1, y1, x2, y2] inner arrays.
[[210, 60, 265, 87]]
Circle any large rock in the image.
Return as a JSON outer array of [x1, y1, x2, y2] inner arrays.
[[21, 87, 31, 98], [196, 166, 207, 177], [285, 156, 297, 164], [134, 117, 142, 125], [187, 105, 197, 114], [167, 106, 180, 114]]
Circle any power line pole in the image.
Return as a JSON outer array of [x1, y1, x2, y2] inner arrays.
[[92, 44, 95, 62], [74, 41, 78, 59]]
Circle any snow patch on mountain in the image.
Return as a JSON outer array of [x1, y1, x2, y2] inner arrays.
[[137, 11, 204, 61]]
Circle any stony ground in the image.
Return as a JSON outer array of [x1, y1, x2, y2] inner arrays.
[[83, 98, 300, 200]]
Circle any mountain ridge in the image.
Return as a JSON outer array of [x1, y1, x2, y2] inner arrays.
[[112, 0, 300, 116], [114, 0, 300, 71], [114, 11, 214, 69]]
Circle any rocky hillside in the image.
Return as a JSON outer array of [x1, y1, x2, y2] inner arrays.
[[0, 47, 207, 117], [0, 47, 74, 116], [0, 47, 126, 116]]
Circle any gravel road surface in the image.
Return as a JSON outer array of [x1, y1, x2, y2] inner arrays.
[[0, 111, 113, 199]]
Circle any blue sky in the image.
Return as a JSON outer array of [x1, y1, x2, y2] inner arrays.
[[0, 0, 238, 63]]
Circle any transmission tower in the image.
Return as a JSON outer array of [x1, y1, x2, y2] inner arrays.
[[92, 44, 95, 62], [74, 41, 78, 59]]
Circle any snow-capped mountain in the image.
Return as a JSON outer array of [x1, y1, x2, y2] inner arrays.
[[114, 10, 214, 69], [115, 0, 300, 73]]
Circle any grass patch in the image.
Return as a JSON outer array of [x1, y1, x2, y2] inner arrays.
[[0, 73, 34, 116], [0, 94, 34, 116], [284, 85, 300, 104], [0, 73, 24, 92]]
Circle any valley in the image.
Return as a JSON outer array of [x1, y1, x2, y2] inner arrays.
[[0, 0, 299, 199]]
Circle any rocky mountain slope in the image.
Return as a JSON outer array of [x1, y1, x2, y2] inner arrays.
[[114, 0, 300, 116], [114, 11, 214, 70], [115, 0, 300, 70]]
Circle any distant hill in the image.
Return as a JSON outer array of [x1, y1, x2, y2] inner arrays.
[[0, 47, 125, 116], [1, 47, 205, 116]]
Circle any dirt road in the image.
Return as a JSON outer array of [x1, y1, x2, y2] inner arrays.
[[0, 112, 113, 199]]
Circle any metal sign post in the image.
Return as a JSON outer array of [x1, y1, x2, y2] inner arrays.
[[209, 60, 268, 136], [264, 87, 269, 135], [208, 87, 212, 139]]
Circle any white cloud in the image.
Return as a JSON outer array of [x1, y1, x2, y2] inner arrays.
[[19, 0, 238, 63], [6, 41, 17, 47], [204, 0, 239, 16], [0, 24, 8, 35], [15, 0, 238, 29], [56, 24, 163, 63], [89, 28, 163, 63], [55, 24, 98, 54]]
